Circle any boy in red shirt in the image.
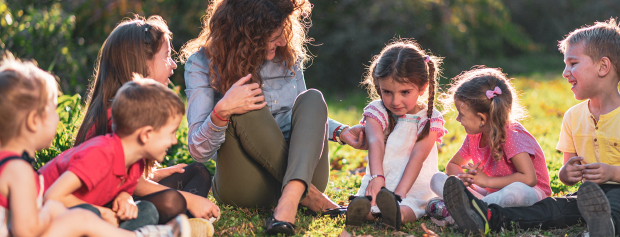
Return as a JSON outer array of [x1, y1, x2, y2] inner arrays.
[[41, 78, 195, 230]]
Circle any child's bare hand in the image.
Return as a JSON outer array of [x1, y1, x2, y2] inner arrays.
[[97, 206, 119, 226], [459, 162, 482, 186], [365, 178, 385, 206], [112, 192, 138, 221], [150, 164, 188, 182], [562, 156, 586, 184], [583, 163, 614, 184], [186, 194, 220, 219]]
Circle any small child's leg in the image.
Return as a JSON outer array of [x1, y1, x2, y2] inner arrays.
[[43, 209, 136, 237], [481, 182, 538, 207], [400, 205, 417, 223], [430, 172, 449, 197]]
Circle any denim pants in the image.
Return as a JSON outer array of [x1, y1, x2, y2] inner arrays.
[[71, 200, 159, 231], [489, 184, 620, 235], [212, 89, 330, 208]]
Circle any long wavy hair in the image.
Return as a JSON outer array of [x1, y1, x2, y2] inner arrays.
[[440, 67, 527, 161], [362, 39, 442, 142], [179, 0, 312, 93], [75, 15, 172, 178]]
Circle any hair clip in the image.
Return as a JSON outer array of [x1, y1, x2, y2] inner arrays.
[[486, 86, 502, 99], [424, 55, 430, 63]]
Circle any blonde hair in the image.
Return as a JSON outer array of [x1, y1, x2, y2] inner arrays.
[[0, 52, 58, 144], [362, 39, 442, 141], [440, 67, 527, 161], [112, 75, 185, 178], [559, 18, 620, 78]]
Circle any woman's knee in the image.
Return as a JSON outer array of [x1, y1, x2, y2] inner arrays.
[[296, 89, 327, 113]]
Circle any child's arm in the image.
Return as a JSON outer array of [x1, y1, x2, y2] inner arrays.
[[5, 161, 52, 236], [134, 176, 220, 219], [558, 152, 585, 186], [363, 117, 386, 204], [393, 130, 438, 197], [44, 171, 119, 226], [462, 152, 537, 189]]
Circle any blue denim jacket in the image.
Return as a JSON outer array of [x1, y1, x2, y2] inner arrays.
[[185, 48, 343, 162]]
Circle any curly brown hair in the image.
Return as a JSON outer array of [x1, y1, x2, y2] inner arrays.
[[179, 0, 312, 93], [440, 67, 527, 161], [362, 39, 442, 142]]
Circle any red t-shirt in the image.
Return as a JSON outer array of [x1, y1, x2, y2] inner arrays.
[[84, 108, 113, 141], [39, 134, 145, 206], [458, 122, 552, 197], [0, 151, 42, 208]]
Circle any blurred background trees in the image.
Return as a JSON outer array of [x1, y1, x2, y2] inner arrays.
[[1, 0, 619, 95]]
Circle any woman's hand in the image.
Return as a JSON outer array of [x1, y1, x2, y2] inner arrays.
[[365, 177, 385, 206], [212, 74, 267, 125], [340, 125, 368, 150], [150, 164, 188, 182]]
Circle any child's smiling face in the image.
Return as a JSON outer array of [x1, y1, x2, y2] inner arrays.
[[563, 41, 601, 101], [378, 77, 426, 116], [455, 99, 486, 135], [144, 114, 181, 162]]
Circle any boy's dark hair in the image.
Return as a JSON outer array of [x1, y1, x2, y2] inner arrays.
[[75, 15, 172, 146], [111, 75, 185, 137], [362, 39, 442, 141], [0, 52, 58, 144], [559, 18, 620, 78]]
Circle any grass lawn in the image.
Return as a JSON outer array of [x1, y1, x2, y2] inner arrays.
[[41, 73, 588, 236]]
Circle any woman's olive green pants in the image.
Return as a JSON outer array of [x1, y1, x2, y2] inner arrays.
[[212, 89, 330, 208]]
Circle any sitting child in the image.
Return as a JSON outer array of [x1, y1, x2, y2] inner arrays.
[[0, 53, 189, 236], [426, 67, 551, 225], [346, 39, 447, 230]]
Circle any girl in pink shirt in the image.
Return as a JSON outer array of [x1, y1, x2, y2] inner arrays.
[[427, 67, 551, 225]]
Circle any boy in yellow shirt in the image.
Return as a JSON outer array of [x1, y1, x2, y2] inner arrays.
[[444, 18, 620, 236]]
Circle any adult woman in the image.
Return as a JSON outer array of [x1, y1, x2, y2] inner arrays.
[[179, 0, 364, 234]]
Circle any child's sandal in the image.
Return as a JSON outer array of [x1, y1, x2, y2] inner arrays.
[[376, 187, 402, 230], [346, 196, 371, 227]]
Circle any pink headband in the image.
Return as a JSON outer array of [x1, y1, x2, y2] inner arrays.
[[424, 55, 430, 63], [486, 86, 502, 99]]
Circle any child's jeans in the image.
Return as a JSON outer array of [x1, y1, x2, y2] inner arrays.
[[430, 172, 541, 207], [70, 200, 159, 231], [487, 184, 620, 234]]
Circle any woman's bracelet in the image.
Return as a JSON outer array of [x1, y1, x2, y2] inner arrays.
[[208, 123, 226, 132], [213, 108, 229, 122]]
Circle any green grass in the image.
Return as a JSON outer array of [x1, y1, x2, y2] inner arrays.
[[42, 73, 589, 236]]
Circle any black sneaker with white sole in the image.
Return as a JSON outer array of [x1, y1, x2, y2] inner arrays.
[[346, 196, 371, 227], [577, 181, 615, 237], [443, 176, 490, 235], [376, 187, 402, 230]]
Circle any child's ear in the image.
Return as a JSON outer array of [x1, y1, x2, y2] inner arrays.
[[598, 57, 612, 77], [476, 112, 488, 126], [25, 110, 40, 133], [137, 126, 155, 145]]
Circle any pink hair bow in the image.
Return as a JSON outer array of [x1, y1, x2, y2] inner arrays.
[[486, 86, 502, 99]]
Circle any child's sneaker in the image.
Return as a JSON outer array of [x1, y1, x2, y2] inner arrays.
[[577, 181, 615, 237], [443, 176, 490, 235], [425, 197, 454, 226], [189, 218, 214, 237], [134, 214, 191, 237]]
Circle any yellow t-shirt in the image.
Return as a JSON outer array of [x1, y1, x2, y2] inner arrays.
[[556, 100, 620, 166]]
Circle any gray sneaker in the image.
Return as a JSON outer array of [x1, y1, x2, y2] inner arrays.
[[577, 181, 614, 237], [443, 176, 490, 235]]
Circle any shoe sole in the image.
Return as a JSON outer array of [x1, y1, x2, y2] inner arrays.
[[577, 182, 614, 237], [189, 218, 214, 237], [443, 176, 484, 235], [346, 197, 370, 227], [376, 189, 401, 230], [177, 214, 192, 237]]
